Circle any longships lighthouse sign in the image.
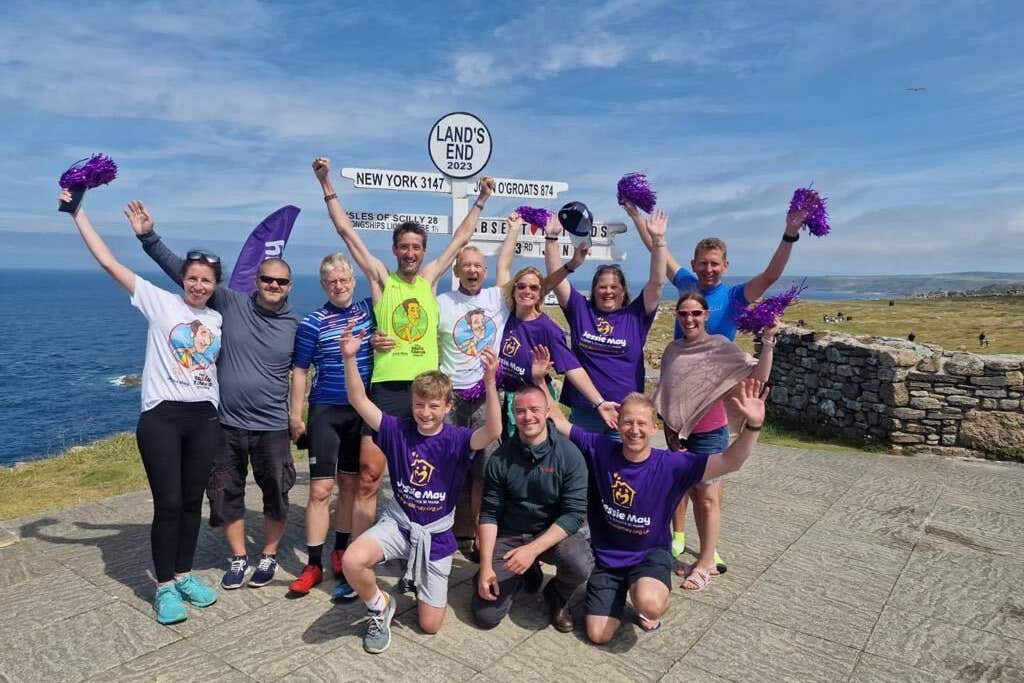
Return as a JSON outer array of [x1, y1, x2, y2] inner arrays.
[[428, 112, 492, 179]]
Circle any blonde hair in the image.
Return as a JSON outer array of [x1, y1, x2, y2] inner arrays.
[[620, 392, 658, 422], [506, 266, 544, 315], [411, 370, 453, 403], [319, 252, 354, 280]]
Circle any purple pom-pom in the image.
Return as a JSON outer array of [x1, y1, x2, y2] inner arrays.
[[737, 282, 806, 334], [59, 154, 118, 190], [616, 172, 657, 213], [789, 187, 830, 237], [516, 206, 552, 230]]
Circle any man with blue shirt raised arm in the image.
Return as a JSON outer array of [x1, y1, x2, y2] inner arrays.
[[626, 200, 807, 576]]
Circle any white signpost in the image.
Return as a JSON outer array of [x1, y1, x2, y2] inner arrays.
[[339, 112, 626, 273]]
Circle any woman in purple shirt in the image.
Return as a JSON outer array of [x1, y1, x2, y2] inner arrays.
[[497, 252, 617, 434], [543, 210, 669, 438]]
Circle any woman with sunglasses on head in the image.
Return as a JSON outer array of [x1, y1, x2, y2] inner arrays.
[[652, 292, 779, 592], [543, 210, 668, 438], [59, 189, 224, 625], [498, 216, 618, 434]]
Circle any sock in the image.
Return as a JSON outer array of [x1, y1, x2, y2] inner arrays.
[[334, 530, 351, 550], [157, 580, 176, 589], [261, 553, 276, 560], [365, 589, 387, 613], [308, 543, 324, 568], [231, 554, 247, 562], [671, 532, 686, 558]]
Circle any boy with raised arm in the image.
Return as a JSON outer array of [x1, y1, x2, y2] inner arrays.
[[338, 323, 502, 654]]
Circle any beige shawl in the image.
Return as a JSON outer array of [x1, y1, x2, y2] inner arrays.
[[653, 334, 757, 439]]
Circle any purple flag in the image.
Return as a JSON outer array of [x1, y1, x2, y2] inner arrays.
[[228, 205, 300, 293]]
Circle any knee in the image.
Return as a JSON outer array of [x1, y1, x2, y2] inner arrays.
[[308, 484, 332, 506], [356, 470, 382, 497], [696, 491, 717, 511], [419, 614, 444, 635], [633, 594, 668, 621], [587, 624, 615, 645], [341, 546, 370, 575]]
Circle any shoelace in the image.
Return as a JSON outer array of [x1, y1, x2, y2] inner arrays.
[[256, 557, 275, 572], [365, 611, 386, 638], [228, 558, 247, 573]]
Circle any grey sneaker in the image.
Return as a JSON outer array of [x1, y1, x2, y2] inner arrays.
[[362, 593, 396, 654]]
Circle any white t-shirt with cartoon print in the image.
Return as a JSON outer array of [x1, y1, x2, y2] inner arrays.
[[437, 286, 508, 390], [131, 277, 223, 411]]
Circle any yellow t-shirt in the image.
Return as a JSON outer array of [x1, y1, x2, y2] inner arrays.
[[372, 273, 440, 382]]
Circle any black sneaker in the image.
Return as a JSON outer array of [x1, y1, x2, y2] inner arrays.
[[221, 556, 248, 590], [247, 555, 278, 588], [395, 576, 417, 595]]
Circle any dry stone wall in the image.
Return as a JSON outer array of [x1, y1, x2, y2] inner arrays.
[[768, 329, 1024, 458]]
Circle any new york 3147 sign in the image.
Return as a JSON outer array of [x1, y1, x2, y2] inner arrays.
[[428, 112, 492, 179]]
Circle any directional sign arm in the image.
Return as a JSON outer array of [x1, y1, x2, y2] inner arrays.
[[495, 213, 520, 288], [318, 160, 389, 293]]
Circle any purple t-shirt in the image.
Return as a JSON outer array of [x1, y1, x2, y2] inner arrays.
[[498, 313, 581, 392], [672, 268, 748, 341], [570, 426, 708, 568], [374, 414, 475, 560], [561, 288, 655, 408]]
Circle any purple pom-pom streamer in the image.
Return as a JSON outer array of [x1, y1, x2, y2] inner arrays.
[[789, 187, 830, 237], [59, 154, 118, 190], [616, 172, 657, 213], [516, 206, 552, 230], [737, 282, 806, 334]]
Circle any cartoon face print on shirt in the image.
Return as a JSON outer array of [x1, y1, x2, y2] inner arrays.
[[393, 297, 429, 343], [452, 308, 497, 357], [168, 319, 220, 370]]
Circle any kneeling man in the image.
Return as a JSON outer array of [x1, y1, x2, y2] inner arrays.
[[472, 385, 593, 632]]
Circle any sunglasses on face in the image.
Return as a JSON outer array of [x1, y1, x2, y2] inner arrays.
[[259, 275, 291, 286], [515, 282, 541, 291], [186, 250, 221, 265], [676, 310, 705, 318]]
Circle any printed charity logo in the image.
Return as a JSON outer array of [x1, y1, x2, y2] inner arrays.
[[501, 334, 521, 358], [167, 320, 219, 370], [392, 298, 428, 342], [610, 472, 636, 509], [453, 308, 497, 357], [596, 317, 613, 336], [408, 451, 436, 488]]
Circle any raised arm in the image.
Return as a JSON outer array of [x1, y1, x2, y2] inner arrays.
[[125, 201, 186, 287], [470, 347, 503, 451], [314, 157, 389, 297], [703, 378, 766, 480], [742, 207, 806, 302], [564, 368, 619, 430], [642, 210, 668, 314], [531, 345, 571, 438], [624, 200, 679, 280], [423, 177, 495, 285], [61, 190, 136, 294], [495, 212, 521, 287], [751, 325, 780, 382], [340, 323, 382, 431], [542, 213, 586, 308]]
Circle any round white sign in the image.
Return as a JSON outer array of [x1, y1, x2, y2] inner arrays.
[[428, 112, 492, 179]]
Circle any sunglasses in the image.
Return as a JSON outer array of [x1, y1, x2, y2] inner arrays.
[[676, 310, 705, 318], [186, 250, 221, 265], [515, 282, 541, 291], [259, 275, 291, 286]]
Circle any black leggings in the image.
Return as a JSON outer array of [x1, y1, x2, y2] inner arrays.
[[136, 401, 221, 583]]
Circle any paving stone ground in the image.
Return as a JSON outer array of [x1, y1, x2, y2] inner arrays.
[[2, 442, 1023, 682]]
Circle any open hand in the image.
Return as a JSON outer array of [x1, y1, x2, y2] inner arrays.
[[647, 209, 668, 241], [371, 331, 395, 353], [730, 378, 767, 427], [502, 544, 539, 575], [544, 212, 562, 238], [124, 201, 154, 235], [480, 347, 499, 379], [531, 344, 553, 384], [338, 320, 363, 358], [598, 400, 621, 430], [785, 207, 808, 236]]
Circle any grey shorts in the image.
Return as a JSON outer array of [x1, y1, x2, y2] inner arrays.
[[363, 513, 453, 608]]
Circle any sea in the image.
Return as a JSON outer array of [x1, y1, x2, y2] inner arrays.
[[0, 268, 863, 466]]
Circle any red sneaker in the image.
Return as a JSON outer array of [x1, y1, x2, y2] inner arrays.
[[289, 565, 323, 595], [330, 549, 345, 579]]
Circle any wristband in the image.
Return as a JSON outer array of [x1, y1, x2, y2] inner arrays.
[[593, 399, 606, 409], [473, 200, 485, 210], [544, 236, 559, 242], [745, 423, 763, 431], [782, 233, 799, 243], [324, 193, 338, 202], [565, 264, 576, 273]]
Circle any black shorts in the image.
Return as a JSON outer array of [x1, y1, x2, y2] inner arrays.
[[206, 426, 295, 527], [360, 381, 413, 436], [447, 391, 502, 481], [584, 548, 674, 620], [307, 403, 363, 479]]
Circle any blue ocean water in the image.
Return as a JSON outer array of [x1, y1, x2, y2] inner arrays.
[[0, 268, 865, 465]]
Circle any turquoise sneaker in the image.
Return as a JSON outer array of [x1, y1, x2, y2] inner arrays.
[[154, 584, 187, 625], [175, 574, 218, 608]]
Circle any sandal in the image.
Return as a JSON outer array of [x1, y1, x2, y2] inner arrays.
[[681, 567, 711, 591]]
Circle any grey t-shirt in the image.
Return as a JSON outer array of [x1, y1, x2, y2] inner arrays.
[[139, 232, 300, 430]]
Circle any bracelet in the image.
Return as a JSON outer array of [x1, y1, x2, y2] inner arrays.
[[745, 423, 763, 431], [473, 201, 485, 210], [593, 399, 606, 409], [324, 193, 338, 202], [544, 236, 559, 242], [761, 340, 776, 347], [564, 264, 576, 273], [782, 232, 799, 243]]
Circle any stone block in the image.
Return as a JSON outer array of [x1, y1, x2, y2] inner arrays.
[[890, 432, 925, 444], [981, 399, 997, 409], [909, 396, 942, 410], [819, 399, 836, 417], [861, 392, 879, 403], [932, 386, 967, 395], [946, 395, 980, 408], [970, 375, 1009, 387], [916, 353, 942, 373], [1008, 371, 1024, 387], [975, 389, 1008, 398], [907, 371, 957, 384], [998, 399, 1021, 410], [892, 407, 925, 419], [983, 356, 1023, 371], [941, 434, 957, 445], [881, 383, 909, 407], [925, 434, 940, 444], [926, 409, 962, 419], [903, 423, 935, 435], [944, 353, 985, 376], [960, 410, 1024, 451]]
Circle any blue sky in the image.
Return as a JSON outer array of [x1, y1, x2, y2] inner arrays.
[[2, 0, 1023, 280]]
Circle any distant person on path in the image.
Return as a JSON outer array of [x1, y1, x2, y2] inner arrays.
[[542, 209, 667, 439], [472, 383, 593, 633], [339, 325, 502, 653], [288, 253, 375, 601], [979, 331, 988, 347], [626, 199, 807, 573], [314, 156, 495, 560], [61, 189, 222, 625], [545, 384, 769, 643], [653, 292, 779, 590], [908, 332, 916, 342], [133, 202, 300, 592]]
